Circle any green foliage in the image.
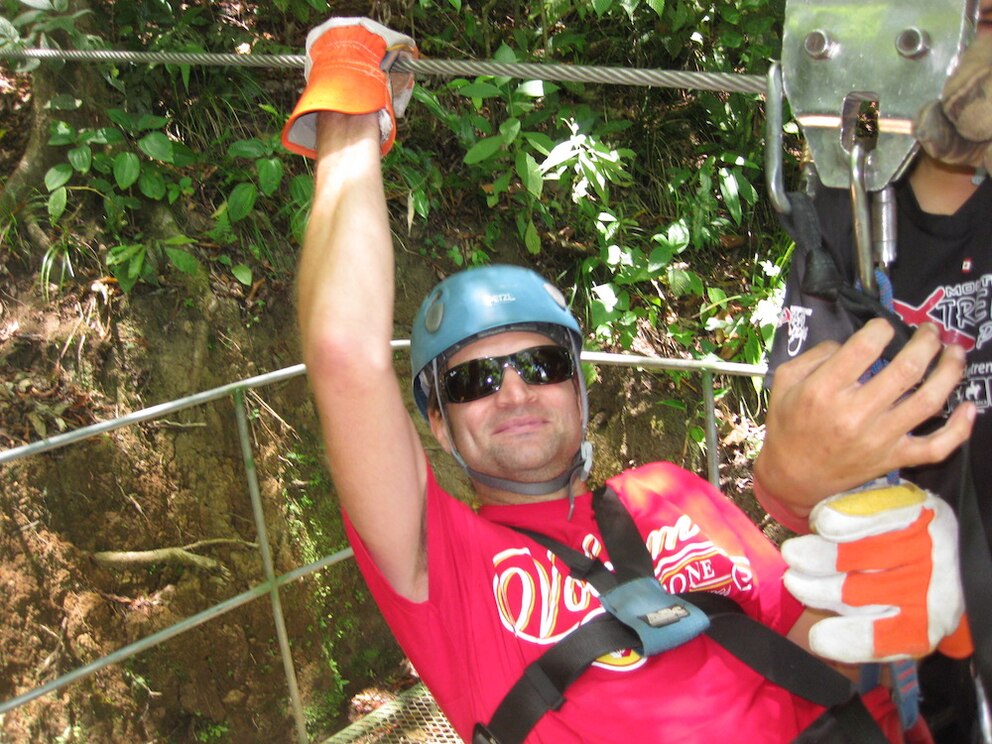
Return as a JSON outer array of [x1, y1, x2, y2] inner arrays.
[[8, 0, 790, 356], [392, 0, 788, 368], [192, 717, 229, 743], [0, 0, 98, 72]]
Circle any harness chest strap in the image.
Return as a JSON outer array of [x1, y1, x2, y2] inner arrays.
[[473, 486, 889, 744]]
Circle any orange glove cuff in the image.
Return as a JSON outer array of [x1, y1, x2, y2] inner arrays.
[[937, 615, 974, 660], [282, 26, 400, 158]]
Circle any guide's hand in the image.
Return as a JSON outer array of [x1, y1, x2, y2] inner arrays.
[[782, 480, 972, 663], [915, 34, 992, 172], [282, 18, 418, 158], [754, 320, 974, 532]]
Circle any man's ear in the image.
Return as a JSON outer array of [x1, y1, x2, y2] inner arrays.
[[428, 407, 452, 453]]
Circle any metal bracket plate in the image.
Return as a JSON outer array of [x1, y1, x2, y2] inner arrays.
[[782, 0, 977, 190]]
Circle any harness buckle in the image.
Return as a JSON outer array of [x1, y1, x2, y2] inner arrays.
[[472, 723, 501, 744], [598, 576, 710, 657]]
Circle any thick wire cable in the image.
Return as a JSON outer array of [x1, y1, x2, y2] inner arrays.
[[0, 47, 766, 94]]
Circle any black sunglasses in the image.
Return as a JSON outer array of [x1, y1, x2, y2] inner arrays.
[[441, 345, 575, 404]]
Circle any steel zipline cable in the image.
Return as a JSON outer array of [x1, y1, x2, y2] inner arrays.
[[0, 46, 767, 95]]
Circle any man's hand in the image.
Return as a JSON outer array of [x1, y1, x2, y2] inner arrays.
[[782, 480, 972, 663], [915, 34, 992, 172], [754, 319, 974, 532], [282, 17, 418, 158]]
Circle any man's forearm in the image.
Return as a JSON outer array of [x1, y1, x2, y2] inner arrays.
[[297, 112, 394, 362]]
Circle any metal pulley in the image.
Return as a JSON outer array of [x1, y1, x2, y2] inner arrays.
[[767, 0, 978, 295]]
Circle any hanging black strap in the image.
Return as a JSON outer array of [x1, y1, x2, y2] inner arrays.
[[592, 484, 657, 582], [777, 191, 913, 362], [473, 616, 639, 744], [956, 442, 992, 704], [478, 487, 889, 744]]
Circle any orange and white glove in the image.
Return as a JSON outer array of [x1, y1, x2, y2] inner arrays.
[[281, 17, 418, 158], [782, 479, 973, 663], [915, 34, 992, 173]]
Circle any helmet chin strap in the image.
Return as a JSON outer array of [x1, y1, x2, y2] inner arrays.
[[452, 439, 593, 519]]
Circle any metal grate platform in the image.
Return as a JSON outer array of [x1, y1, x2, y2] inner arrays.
[[323, 684, 462, 743]]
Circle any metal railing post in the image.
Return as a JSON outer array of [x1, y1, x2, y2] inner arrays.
[[702, 371, 720, 488], [0, 348, 765, 729], [233, 389, 309, 743]]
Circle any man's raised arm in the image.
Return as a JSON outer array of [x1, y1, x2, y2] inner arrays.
[[286, 20, 429, 602]]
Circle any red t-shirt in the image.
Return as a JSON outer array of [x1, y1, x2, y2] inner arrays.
[[344, 461, 900, 742]]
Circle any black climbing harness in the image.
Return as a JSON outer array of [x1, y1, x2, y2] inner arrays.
[[473, 486, 890, 744]]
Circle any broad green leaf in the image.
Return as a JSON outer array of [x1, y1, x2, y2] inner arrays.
[[516, 80, 547, 98], [48, 121, 76, 146], [47, 187, 67, 223], [163, 234, 194, 246], [231, 263, 253, 286], [667, 265, 704, 297], [447, 0, 462, 10], [499, 118, 521, 144], [170, 142, 198, 168], [410, 188, 430, 220], [522, 131, 555, 154], [228, 139, 268, 159], [0, 16, 16, 43], [138, 132, 174, 163], [523, 219, 541, 255], [592, 283, 629, 312], [736, 171, 759, 205], [646, 0, 665, 15], [458, 82, 503, 99], [592, 0, 613, 15], [113, 152, 140, 189], [106, 243, 143, 266], [107, 108, 138, 132], [82, 127, 125, 146], [45, 93, 80, 111], [127, 250, 144, 279], [707, 286, 728, 305], [515, 151, 543, 198], [653, 220, 690, 253], [718, 168, 742, 225], [227, 182, 258, 222], [19, 0, 53, 10], [647, 245, 675, 273], [164, 247, 200, 275], [67, 145, 91, 173], [136, 114, 169, 131], [44, 163, 73, 191], [463, 136, 503, 165], [289, 174, 314, 205], [256, 157, 283, 196], [138, 169, 166, 200], [493, 43, 518, 64]]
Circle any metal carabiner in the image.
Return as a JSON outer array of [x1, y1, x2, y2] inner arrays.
[[848, 141, 876, 296], [765, 62, 793, 215]]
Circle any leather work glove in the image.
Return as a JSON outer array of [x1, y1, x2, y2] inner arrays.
[[282, 17, 418, 158], [914, 34, 992, 172], [781, 479, 973, 664]]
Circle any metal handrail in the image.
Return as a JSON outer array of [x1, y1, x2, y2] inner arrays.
[[0, 345, 765, 742]]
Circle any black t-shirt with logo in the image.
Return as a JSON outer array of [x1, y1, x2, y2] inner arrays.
[[767, 176, 992, 744], [768, 176, 992, 547]]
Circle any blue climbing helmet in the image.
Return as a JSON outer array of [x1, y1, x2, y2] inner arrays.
[[410, 264, 593, 503]]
